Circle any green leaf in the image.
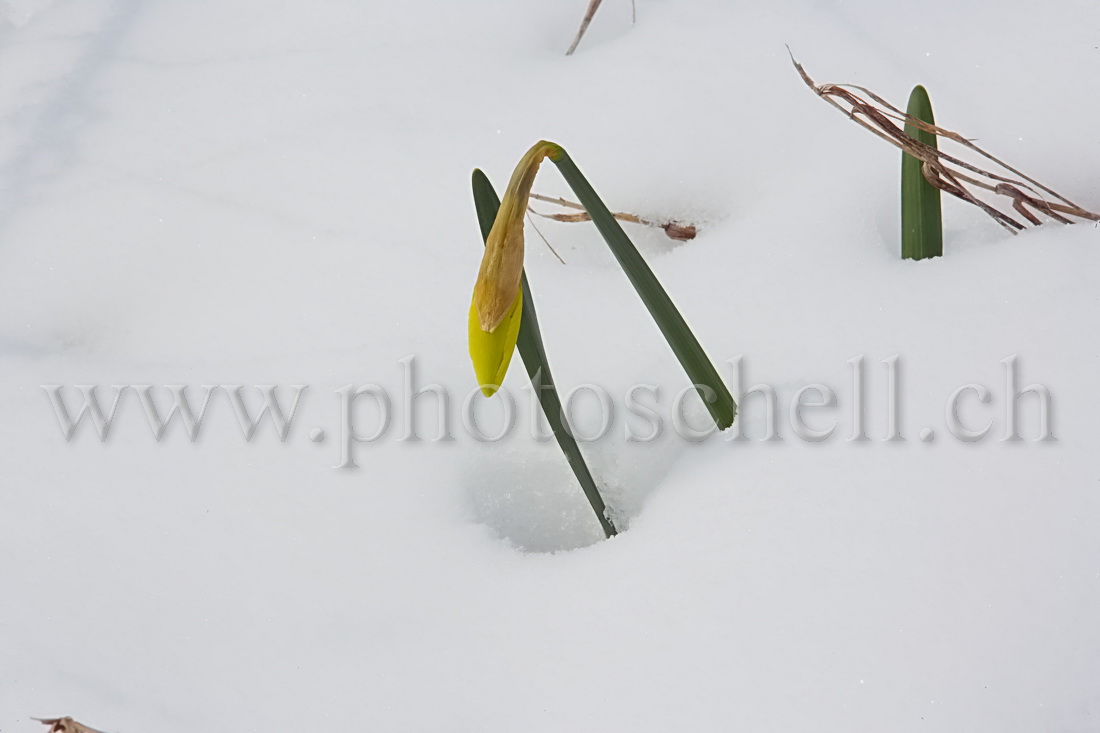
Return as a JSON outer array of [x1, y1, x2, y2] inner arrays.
[[549, 149, 736, 430], [472, 169, 617, 539], [901, 85, 943, 260]]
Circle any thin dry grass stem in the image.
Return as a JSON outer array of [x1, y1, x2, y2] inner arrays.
[[565, 0, 603, 55], [525, 211, 567, 264], [790, 50, 1100, 233], [528, 192, 698, 241]]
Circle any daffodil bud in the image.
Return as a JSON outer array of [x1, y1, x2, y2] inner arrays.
[[469, 140, 562, 397], [472, 140, 561, 331], [468, 287, 523, 397]]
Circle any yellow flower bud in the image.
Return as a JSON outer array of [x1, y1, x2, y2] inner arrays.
[[468, 285, 523, 397], [472, 140, 561, 331], [469, 140, 561, 397]]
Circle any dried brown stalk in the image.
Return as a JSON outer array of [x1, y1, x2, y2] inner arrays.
[[565, 0, 603, 55], [791, 51, 1100, 233], [528, 192, 697, 241], [34, 718, 107, 733], [565, 0, 636, 55]]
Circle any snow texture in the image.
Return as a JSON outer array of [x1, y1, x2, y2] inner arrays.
[[1, 0, 1099, 730]]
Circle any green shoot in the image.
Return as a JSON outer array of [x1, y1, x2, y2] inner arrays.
[[901, 85, 943, 260]]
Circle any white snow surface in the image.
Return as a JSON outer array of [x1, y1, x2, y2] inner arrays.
[[2, 0, 1100, 730]]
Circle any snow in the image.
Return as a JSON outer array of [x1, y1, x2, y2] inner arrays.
[[2, 0, 1099, 730]]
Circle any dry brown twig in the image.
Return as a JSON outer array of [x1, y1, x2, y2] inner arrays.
[[528, 192, 697, 241], [565, 0, 603, 55], [790, 50, 1100, 233], [34, 718, 107, 733], [565, 0, 636, 56]]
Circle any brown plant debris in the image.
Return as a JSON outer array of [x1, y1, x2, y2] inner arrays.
[[565, 0, 603, 56], [528, 192, 698, 241], [791, 51, 1100, 233], [34, 718, 107, 733], [565, 0, 636, 56]]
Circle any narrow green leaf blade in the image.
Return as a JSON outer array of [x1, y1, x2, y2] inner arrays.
[[901, 85, 943, 260], [550, 150, 736, 430], [472, 169, 617, 538]]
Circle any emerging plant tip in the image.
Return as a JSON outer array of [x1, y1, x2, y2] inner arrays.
[[472, 140, 561, 332], [901, 84, 942, 260], [469, 285, 523, 397]]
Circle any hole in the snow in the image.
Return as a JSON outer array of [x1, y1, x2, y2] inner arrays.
[[461, 434, 685, 553]]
